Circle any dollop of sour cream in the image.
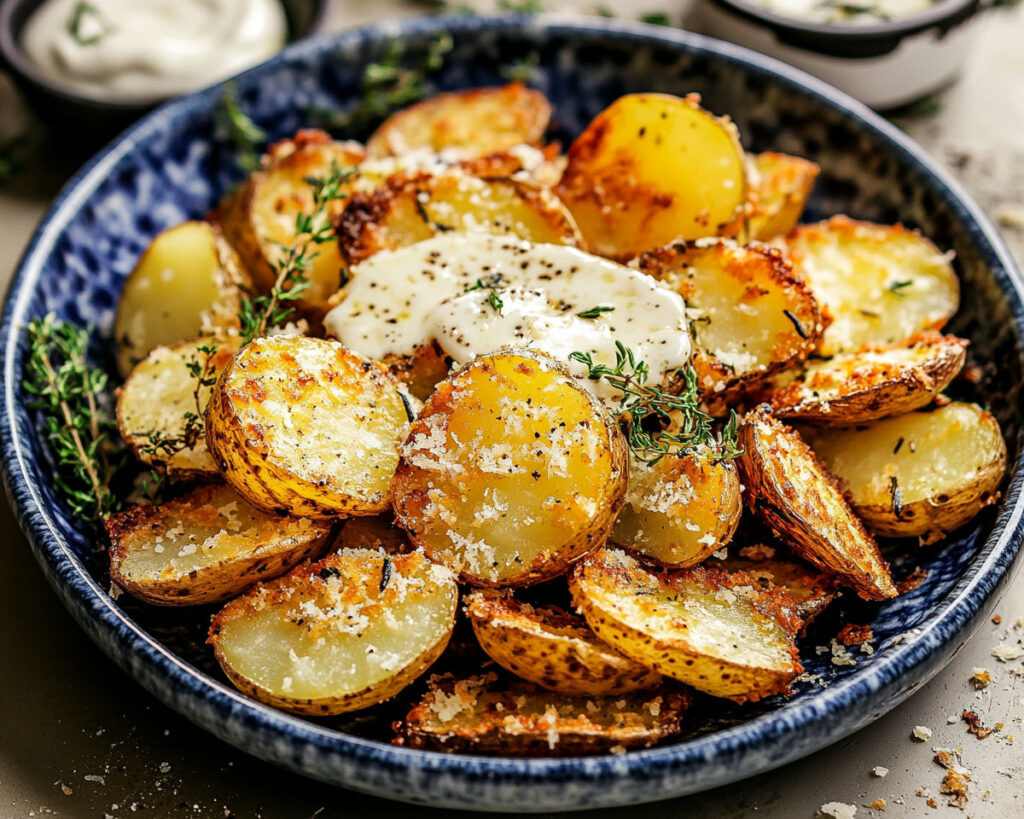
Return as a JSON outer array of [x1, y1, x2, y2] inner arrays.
[[21, 0, 287, 103], [323, 234, 692, 404]]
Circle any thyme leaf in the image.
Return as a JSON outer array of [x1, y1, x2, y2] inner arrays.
[[887, 279, 913, 296], [576, 305, 615, 320], [68, 2, 112, 46], [22, 314, 123, 525], [216, 83, 266, 174]]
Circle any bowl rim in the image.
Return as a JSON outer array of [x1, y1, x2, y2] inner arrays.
[[2, 12, 1023, 810], [703, 0, 980, 39], [0, 0, 330, 111]]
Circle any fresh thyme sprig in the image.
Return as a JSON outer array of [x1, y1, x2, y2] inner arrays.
[[569, 341, 742, 464], [239, 162, 357, 343], [577, 305, 615, 320], [464, 274, 505, 312], [216, 84, 267, 174], [22, 314, 123, 525], [315, 33, 453, 135]]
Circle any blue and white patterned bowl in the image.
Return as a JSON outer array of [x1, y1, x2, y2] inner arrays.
[[2, 13, 1022, 813]]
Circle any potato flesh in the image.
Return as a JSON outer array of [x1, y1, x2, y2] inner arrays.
[[571, 548, 801, 702], [390, 352, 627, 586], [558, 93, 747, 259], [117, 337, 235, 477], [636, 240, 820, 395], [206, 336, 410, 516], [610, 448, 741, 567], [747, 152, 819, 241], [115, 221, 241, 376], [804, 402, 1006, 524], [114, 484, 327, 581], [211, 549, 457, 708], [365, 83, 553, 158], [336, 171, 582, 267], [783, 217, 959, 355]]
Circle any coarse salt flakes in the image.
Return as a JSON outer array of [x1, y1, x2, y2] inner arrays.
[[912, 725, 932, 741], [818, 801, 857, 818], [872, 766, 889, 778]]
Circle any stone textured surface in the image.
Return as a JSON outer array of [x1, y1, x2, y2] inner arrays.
[[0, 2, 1022, 817]]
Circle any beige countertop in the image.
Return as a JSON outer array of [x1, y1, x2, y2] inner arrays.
[[1, 2, 1023, 817]]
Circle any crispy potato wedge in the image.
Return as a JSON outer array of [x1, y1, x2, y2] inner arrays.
[[457, 145, 566, 188], [569, 548, 803, 703], [738, 407, 897, 600], [336, 170, 583, 267], [635, 239, 822, 398], [117, 337, 237, 479], [610, 446, 742, 568], [751, 334, 967, 424], [804, 402, 1007, 543], [394, 672, 687, 755], [464, 591, 662, 696], [746, 152, 819, 242], [558, 93, 747, 260], [365, 83, 552, 159], [390, 350, 628, 587], [107, 483, 333, 606], [209, 548, 458, 715], [205, 336, 411, 518], [114, 221, 247, 377], [215, 130, 365, 315], [714, 543, 840, 628], [781, 216, 959, 355]]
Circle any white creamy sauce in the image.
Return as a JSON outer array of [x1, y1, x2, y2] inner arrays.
[[323, 234, 691, 404], [755, 0, 933, 24], [21, 0, 287, 103]]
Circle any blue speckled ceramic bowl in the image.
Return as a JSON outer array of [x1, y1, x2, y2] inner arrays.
[[2, 14, 1022, 813]]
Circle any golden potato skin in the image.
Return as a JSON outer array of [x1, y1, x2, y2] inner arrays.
[[390, 350, 628, 587], [117, 337, 237, 480], [209, 548, 458, 716], [365, 83, 553, 158], [205, 335, 411, 518], [804, 402, 1007, 543], [465, 591, 662, 696], [780, 216, 960, 355], [394, 672, 688, 756], [558, 93, 747, 260], [336, 171, 583, 267], [610, 447, 742, 568], [635, 239, 822, 400], [107, 483, 333, 606], [114, 221, 246, 377], [215, 130, 365, 315], [746, 152, 820, 241], [570, 548, 803, 703], [738, 407, 897, 600], [383, 342, 451, 404], [751, 333, 967, 424]]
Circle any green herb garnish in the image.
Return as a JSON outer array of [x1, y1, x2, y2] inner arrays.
[[569, 341, 742, 464], [464, 274, 505, 312], [68, 2, 112, 46], [498, 0, 543, 12], [887, 280, 913, 296], [22, 314, 123, 525], [639, 12, 672, 25], [216, 83, 266, 174], [576, 305, 615, 320], [239, 162, 357, 343], [500, 52, 540, 84]]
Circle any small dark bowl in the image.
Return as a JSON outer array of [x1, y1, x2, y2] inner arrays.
[[0, 0, 328, 142]]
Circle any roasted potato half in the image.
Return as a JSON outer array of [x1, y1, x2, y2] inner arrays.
[[804, 402, 1007, 543], [715, 543, 840, 628], [781, 216, 959, 355], [635, 239, 822, 398], [107, 483, 333, 606], [390, 350, 628, 587], [209, 548, 458, 715], [365, 83, 553, 159], [114, 221, 247, 377], [335, 514, 412, 554], [215, 130, 365, 314], [464, 592, 662, 696], [738, 407, 897, 600], [383, 341, 451, 404], [336, 171, 583, 267], [570, 548, 803, 703], [610, 446, 742, 568], [746, 152, 820, 242], [117, 337, 237, 480], [394, 672, 688, 755], [205, 336, 411, 518], [751, 334, 967, 424], [558, 93, 747, 260]]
